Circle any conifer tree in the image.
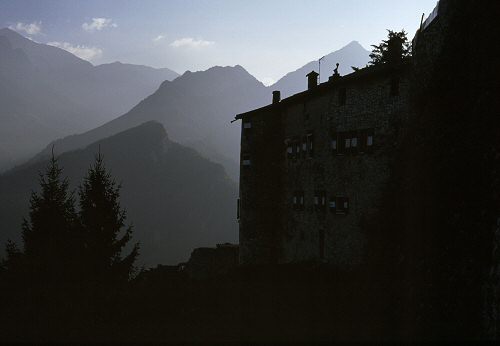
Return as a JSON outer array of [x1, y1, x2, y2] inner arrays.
[[79, 153, 139, 283], [21, 155, 82, 282], [369, 30, 411, 66]]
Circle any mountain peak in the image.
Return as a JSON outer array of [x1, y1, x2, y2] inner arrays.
[[269, 40, 371, 96], [339, 40, 368, 52], [0, 27, 30, 43]]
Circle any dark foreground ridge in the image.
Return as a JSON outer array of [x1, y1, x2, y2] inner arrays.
[[0, 263, 416, 342]]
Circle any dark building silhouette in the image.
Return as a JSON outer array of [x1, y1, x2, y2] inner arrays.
[[235, 2, 447, 267], [236, 63, 411, 266]]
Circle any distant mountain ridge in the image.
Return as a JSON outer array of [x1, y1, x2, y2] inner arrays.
[[270, 41, 371, 98], [32, 64, 271, 180], [0, 28, 179, 171], [0, 121, 237, 266]]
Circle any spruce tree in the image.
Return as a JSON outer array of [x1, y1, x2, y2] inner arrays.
[[369, 30, 411, 66], [21, 155, 82, 283], [79, 153, 139, 283]]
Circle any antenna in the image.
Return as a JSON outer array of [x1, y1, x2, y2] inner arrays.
[[318, 55, 325, 84]]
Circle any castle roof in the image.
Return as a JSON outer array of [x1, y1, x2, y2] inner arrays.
[[235, 60, 411, 120]]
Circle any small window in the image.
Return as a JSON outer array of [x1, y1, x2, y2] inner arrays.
[[243, 121, 252, 129], [367, 134, 373, 147], [338, 88, 347, 106], [237, 198, 240, 220], [306, 133, 314, 157], [366, 129, 374, 152], [242, 154, 251, 166], [336, 196, 349, 214], [351, 137, 358, 148], [329, 198, 337, 212], [293, 191, 305, 211], [345, 138, 351, 149], [359, 129, 374, 153], [350, 132, 358, 154], [295, 141, 301, 157], [314, 191, 326, 211], [331, 139, 337, 150]]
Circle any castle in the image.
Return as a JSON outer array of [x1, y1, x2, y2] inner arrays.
[[235, 2, 444, 267]]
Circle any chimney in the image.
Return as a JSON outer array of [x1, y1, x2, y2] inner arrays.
[[272, 90, 281, 104], [306, 71, 319, 90]]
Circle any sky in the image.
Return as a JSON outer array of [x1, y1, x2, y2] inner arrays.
[[0, 0, 438, 85]]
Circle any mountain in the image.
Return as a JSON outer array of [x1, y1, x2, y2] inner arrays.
[[0, 121, 237, 266], [271, 41, 371, 98], [28, 42, 370, 180], [34, 65, 271, 180], [0, 28, 179, 171]]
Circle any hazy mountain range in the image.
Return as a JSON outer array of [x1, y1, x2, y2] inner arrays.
[[0, 28, 179, 171], [33, 65, 271, 180], [0, 121, 237, 266]]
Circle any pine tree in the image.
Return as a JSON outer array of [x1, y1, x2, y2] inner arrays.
[[21, 155, 83, 282], [79, 153, 139, 283], [369, 30, 411, 66]]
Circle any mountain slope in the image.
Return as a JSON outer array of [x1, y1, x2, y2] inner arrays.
[[271, 41, 371, 98], [0, 34, 94, 171], [0, 121, 237, 266], [0, 28, 179, 171], [34, 65, 271, 180]]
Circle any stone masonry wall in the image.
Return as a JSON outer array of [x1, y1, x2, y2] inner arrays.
[[280, 68, 410, 267]]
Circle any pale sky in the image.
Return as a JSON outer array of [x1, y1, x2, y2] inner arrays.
[[0, 0, 438, 85]]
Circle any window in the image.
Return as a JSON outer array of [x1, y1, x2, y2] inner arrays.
[[293, 191, 305, 211], [331, 136, 337, 151], [329, 198, 337, 212], [390, 77, 400, 97], [345, 137, 351, 149], [243, 121, 252, 129], [242, 154, 251, 166], [294, 140, 301, 158], [351, 136, 358, 148], [357, 129, 374, 153], [367, 133, 374, 147], [237, 198, 240, 220], [314, 191, 326, 211], [336, 196, 349, 214], [338, 88, 347, 106], [302, 137, 307, 157], [306, 133, 314, 157], [350, 131, 358, 154]]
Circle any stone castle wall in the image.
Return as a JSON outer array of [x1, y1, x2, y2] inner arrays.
[[279, 67, 410, 267], [239, 65, 410, 267]]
